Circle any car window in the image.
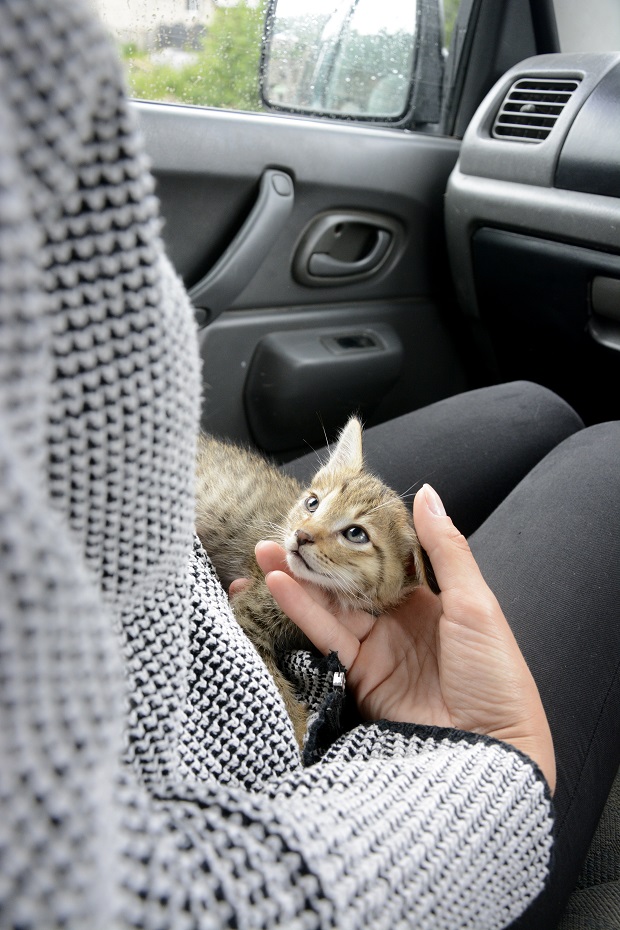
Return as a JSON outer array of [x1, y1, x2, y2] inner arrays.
[[93, 0, 462, 129], [93, 0, 269, 112]]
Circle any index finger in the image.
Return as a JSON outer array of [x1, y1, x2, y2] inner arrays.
[[264, 570, 361, 670], [256, 540, 352, 615], [255, 540, 293, 577]]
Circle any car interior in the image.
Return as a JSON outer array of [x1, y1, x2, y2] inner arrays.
[[132, 0, 620, 459], [95, 0, 620, 924]]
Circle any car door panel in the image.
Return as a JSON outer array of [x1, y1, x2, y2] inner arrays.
[[196, 299, 467, 452], [135, 103, 461, 304], [132, 99, 467, 453]]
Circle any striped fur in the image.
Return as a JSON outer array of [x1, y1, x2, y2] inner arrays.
[[195, 418, 429, 743]]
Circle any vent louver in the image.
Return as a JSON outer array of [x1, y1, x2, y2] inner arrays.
[[492, 77, 581, 143]]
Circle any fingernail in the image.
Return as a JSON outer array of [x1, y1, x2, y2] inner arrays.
[[423, 483, 446, 517]]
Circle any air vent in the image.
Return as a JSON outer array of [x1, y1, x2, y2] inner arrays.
[[492, 77, 581, 143]]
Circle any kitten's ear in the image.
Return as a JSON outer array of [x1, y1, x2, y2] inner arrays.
[[325, 417, 363, 474]]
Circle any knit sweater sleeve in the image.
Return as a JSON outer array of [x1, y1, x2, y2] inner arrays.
[[126, 544, 552, 930], [0, 2, 553, 927], [0, 420, 554, 930], [139, 719, 553, 930], [119, 541, 554, 930]]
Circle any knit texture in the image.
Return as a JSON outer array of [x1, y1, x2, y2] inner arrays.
[[0, 1, 553, 927], [281, 649, 349, 765]]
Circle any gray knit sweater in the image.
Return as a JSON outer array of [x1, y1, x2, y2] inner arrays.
[[0, 1, 553, 927]]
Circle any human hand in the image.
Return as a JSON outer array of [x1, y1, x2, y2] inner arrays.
[[229, 579, 250, 597], [255, 484, 555, 792]]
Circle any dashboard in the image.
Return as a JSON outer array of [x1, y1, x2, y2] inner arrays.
[[446, 52, 620, 423]]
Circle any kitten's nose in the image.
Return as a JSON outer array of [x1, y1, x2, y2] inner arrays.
[[295, 529, 314, 547]]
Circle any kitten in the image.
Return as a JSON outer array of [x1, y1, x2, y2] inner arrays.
[[195, 417, 431, 746]]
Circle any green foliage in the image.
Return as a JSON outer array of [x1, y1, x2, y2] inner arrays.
[[123, 1, 268, 111]]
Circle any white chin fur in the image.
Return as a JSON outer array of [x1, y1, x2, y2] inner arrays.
[[285, 549, 341, 593]]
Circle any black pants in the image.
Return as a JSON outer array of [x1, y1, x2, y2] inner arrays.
[[285, 381, 620, 929]]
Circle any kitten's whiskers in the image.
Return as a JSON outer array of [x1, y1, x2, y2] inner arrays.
[[397, 470, 439, 502], [363, 498, 404, 517]]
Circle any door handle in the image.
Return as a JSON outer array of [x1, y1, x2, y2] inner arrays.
[[190, 168, 294, 325], [294, 210, 402, 287], [308, 230, 392, 278]]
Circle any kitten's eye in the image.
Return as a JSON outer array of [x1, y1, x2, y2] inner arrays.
[[305, 495, 320, 512], [343, 525, 369, 544]]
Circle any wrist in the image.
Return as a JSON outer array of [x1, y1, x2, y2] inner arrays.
[[489, 711, 556, 794]]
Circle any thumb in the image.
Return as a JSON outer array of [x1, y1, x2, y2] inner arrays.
[[414, 484, 488, 597]]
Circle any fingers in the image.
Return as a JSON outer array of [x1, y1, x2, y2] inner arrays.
[[264, 569, 361, 670], [414, 484, 491, 599], [230, 542, 291, 598], [255, 539, 292, 575], [229, 578, 251, 597], [255, 539, 347, 614]]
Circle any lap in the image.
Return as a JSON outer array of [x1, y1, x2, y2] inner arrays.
[[284, 380, 583, 536], [471, 421, 620, 928], [288, 382, 620, 928]]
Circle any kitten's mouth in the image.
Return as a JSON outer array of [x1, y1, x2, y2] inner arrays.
[[287, 546, 323, 579], [289, 548, 313, 572]]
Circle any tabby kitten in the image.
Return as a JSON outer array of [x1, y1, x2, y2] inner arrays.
[[195, 417, 430, 746]]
